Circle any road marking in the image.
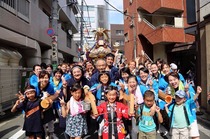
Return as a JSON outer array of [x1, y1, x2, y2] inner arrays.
[[198, 123, 210, 137], [0, 119, 13, 127], [9, 129, 25, 139]]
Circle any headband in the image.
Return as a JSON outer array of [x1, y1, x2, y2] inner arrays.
[[24, 89, 36, 94]]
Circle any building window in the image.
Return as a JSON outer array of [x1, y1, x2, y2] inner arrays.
[[79, 5, 95, 11], [0, 0, 30, 21], [84, 17, 95, 23], [17, 0, 29, 18], [116, 30, 124, 35]]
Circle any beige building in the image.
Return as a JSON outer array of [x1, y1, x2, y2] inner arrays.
[[0, 0, 79, 113], [0, 0, 79, 67]]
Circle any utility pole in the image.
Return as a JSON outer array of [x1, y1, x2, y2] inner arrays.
[[51, 0, 59, 66], [80, 0, 84, 60], [131, 14, 137, 59]]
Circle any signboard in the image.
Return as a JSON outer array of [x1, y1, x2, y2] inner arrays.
[[46, 28, 55, 36]]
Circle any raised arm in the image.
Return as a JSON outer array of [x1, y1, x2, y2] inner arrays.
[[194, 86, 202, 101]]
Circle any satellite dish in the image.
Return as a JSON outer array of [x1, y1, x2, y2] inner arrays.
[[68, 30, 72, 35], [113, 42, 120, 47]]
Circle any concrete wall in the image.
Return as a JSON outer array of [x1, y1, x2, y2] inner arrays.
[[0, 2, 51, 46], [153, 44, 167, 61], [200, 3, 210, 22]]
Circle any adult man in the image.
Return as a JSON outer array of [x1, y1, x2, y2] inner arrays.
[[105, 53, 119, 80], [90, 59, 116, 86]]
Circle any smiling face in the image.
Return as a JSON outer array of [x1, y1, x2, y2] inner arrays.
[[61, 64, 67, 73], [54, 71, 62, 80], [175, 95, 186, 105], [96, 59, 106, 72], [106, 90, 117, 103], [46, 67, 52, 74], [128, 77, 137, 91], [150, 64, 159, 75], [106, 56, 114, 66], [162, 64, 170, 75], [100, 74, 109, 85], [25, 91, 36, 101], [71, 89, 82, 101], [34, 66, 41, 76], [39, 74, 49, 87], [122, 72, 129, 82], [72, 67, 82, 80], [128, 61, 136, 71], [139, 70, 149, 82], [168, 75, 179, 89]]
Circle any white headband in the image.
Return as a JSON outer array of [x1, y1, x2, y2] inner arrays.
[[24, 89, 36, 94]]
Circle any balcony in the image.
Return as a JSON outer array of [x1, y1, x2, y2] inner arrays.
[[58, 0, 79, 33], [137, 0, 183, 14], [137, 18, 186, 45]]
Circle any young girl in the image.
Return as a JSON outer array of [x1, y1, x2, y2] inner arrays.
[[94, 85, 132, 139], [11, 85, 43, 139], [118, 67, 131, 92], [60, 83, 88, 139], [90, 71, 119, 105]]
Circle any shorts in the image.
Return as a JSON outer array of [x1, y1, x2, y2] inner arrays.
[[190, 120, 200, 137]]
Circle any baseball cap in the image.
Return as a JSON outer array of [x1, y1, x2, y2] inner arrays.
[[170, 63, 177, 70], [175, 90, 186, 98]]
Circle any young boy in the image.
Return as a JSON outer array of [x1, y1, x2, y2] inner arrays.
[[165, 88, 202, 139], [138, 90, 163, 139]]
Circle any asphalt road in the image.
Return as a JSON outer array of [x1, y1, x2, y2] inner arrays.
[[0, 111, 210, 139]]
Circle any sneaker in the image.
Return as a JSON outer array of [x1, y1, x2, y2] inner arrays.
[[160, 131, 168, 137], [157, 130, 160, 133], [163, 131, 168, 136]]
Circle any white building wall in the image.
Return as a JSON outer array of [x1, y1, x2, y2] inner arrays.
[[74, 0, 109, 49]]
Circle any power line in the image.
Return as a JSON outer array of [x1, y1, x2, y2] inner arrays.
[[83, 0, 92, 29], [103, 0, 188, 19]]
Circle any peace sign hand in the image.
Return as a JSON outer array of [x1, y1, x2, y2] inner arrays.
[[59, 96, 66, 107], [16, 91, 25, 102]]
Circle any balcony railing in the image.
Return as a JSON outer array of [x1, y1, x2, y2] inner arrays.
[[0, 0, 29, 22]]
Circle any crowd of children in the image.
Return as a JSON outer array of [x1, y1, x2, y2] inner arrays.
[[11, 53, 207, 139]]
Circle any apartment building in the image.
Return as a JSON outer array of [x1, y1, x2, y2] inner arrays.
[[0, 0, 79, 67], [123, 0, 195, 69], [110, 24, 124, 53]]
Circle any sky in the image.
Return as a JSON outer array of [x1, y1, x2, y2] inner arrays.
[[107, 0, 124, 24]]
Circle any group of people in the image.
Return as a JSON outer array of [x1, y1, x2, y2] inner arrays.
[[11, 52, 209, 139]]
